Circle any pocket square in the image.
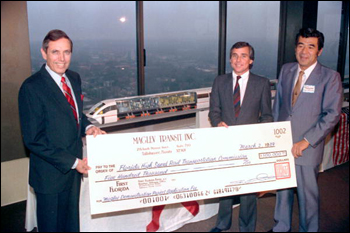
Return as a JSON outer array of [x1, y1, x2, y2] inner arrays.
[[81, 94, 84, 101]]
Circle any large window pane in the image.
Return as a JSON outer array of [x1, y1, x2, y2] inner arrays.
[[226, 1, 280, 80], [27, 1, 137, 110], [144, 1, 218, 94], [345, 27, 349, 83], [317, 1, 342, 71]]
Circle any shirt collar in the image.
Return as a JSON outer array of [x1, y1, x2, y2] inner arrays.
[[298, 61, 318, 78], [45, 64, 67, 86], [232, 70, 249, 80]]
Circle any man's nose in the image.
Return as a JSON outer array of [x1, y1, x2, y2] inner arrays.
[[58, 53, 65, 61]]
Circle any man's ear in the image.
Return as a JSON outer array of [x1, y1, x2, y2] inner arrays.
[[40, 48, 47, 61], [317, 48, 323, 57]]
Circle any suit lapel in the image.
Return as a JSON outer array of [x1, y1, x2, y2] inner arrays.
[[66, 73, 81, 116], [288, 64, 298, 108], [239, 75, 251, 119], [224, 73, 234, 114], [40, 66, 72, 113], [301, 63, 322, 87], [66, 72, 83, 133], [66, 73, 83, 132], [40, 66, 79, 128], [241, 73, 255, 110], [293, 63, 322, 110]]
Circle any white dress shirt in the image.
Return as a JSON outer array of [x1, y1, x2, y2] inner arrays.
[[45, 64, 80, 122], [293, 61, 318, 91], [232, 70, 249, 106]]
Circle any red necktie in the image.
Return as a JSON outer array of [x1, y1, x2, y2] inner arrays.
[[233, 76, 241, 117], [61, 77, 78, 122]]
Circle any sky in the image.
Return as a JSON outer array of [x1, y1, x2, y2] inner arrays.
[[25, 1, 348, 80], [27, 1, 220, 42], [27, 1, 282, 43], [26, 1, 281, 79], [27, 1, 136, 42]]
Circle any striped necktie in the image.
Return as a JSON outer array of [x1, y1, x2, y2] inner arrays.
[[61, 77, 78, 122], [233, 76, 241, 118]]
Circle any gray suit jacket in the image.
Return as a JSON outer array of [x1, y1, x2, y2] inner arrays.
[[273, 62, 343, 166], [209, 72, 273, 231], [209, 72, 273, 127]]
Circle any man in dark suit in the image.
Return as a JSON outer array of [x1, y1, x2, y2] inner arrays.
[[209, 42, 273, 232], [18, 29, 106, 232], [271, 28, 342, 232]]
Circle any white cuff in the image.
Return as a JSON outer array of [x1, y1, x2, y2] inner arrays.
[[71, 158, 79, 169]]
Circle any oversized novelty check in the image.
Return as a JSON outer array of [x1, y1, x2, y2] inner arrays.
[[87, 121, 296, 215]]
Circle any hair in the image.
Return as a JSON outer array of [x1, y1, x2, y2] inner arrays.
[[42, 29, 73, 53], [230, 42, 254, 69], [230, 42, 255, 61], [295, 28, 324, 51]]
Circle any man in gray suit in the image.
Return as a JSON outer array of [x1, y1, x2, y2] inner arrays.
[[209, 42, 273, 232], [271, 28, 343, 232]]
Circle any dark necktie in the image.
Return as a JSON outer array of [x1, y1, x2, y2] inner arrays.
[[292, 71, 305, 107], [233, 76, 241, 118], [61, 77, 78, 122]]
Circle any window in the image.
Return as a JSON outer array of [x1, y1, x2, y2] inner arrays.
[[317, 1, 342, 71], [345, 28, 349, 83], [30, 1, 349, 109], [27, 1, 137, 110], [143, 1, 219, 94], [226, 1, 280, 80]]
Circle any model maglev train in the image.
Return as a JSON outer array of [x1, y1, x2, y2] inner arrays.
[[86, 90, 204, 124]]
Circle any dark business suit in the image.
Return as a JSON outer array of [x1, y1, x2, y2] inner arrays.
[[272, 62, 342, 232], [209, 72, 273, 231], [18, 64, 91, 232]]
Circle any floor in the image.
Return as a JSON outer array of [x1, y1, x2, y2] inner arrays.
[[175, 162, 350, 232], [1, 162, 348, 232]]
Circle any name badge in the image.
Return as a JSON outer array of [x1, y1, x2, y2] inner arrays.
[[303, 85, 315, 93]]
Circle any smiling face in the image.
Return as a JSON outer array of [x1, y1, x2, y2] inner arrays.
[[295, 36, 323, 70], [230, 46, 253, 76], [41, 38, 72, 76]]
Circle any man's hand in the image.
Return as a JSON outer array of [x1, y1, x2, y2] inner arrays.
[[291, 139, 310, 158], [86, 126, 107, 137], [76, 158, 90, 174], [217, 121, 229, 128]]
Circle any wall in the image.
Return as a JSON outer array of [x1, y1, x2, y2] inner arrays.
[[1, 1, 31, 206]]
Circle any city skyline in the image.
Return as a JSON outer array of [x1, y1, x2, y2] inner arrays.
[[30, 38, 280, 110], [27, 1, 348, 111]]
